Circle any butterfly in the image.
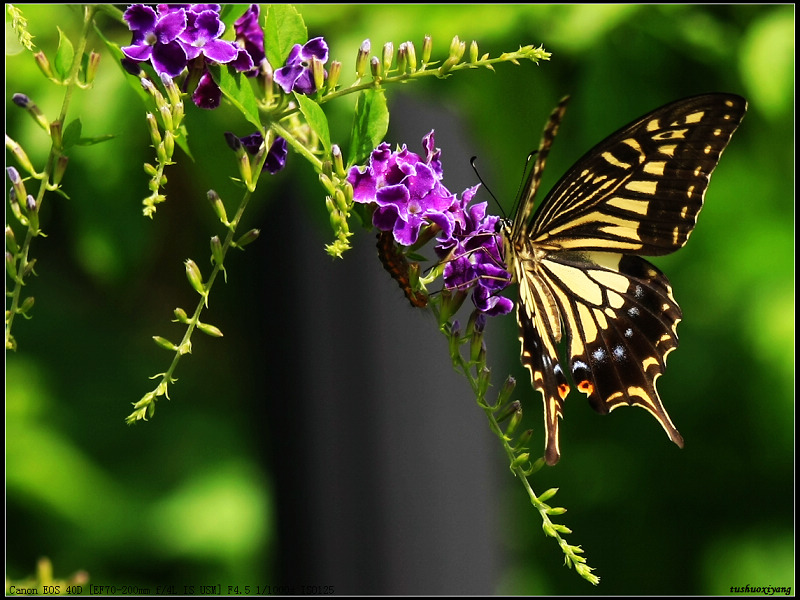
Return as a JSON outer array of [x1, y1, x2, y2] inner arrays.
[[499, 94, 747, 465]]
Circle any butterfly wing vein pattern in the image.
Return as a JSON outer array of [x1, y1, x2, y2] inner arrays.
[[504, 94, 746, 465]]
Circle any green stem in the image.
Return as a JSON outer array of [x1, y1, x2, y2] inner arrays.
[[6, 5, 97, 350]]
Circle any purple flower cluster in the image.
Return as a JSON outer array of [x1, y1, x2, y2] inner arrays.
[[122, 4, 265, 109], [348, 131, 512, 316]]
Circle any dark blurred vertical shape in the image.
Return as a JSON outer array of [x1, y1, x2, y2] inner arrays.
[[256, 96, 501, 594]]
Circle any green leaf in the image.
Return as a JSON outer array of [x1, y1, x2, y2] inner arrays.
[[219, 4, 250, 30], [347, 89, 389, 166], [208, 64, 261, 130], [264, 4, 307, 69], [54, 27, 75, 81], [61, 119, 82, 151], [295, 93, 331, 155]]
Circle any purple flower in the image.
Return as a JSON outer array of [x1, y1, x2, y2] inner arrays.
[[192, 71, 221, 109], [348, 131, 458, 246], [121, 4, 188, 77], [436, 191, 513, 316], [178, 6, 239, 64], [234, 5, 265, 74], [274, 37, 328, 94], [226, 131, 288, 174]]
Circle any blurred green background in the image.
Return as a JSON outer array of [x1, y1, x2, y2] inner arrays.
[[6, 4, 793, 595]]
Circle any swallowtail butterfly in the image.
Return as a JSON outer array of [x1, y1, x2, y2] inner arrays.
[[500, 94, 747, 465]]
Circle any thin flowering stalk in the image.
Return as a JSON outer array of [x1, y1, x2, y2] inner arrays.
[[5, 5, 99, 350], [318, 42, 551, 105], [127, 184, 259, 423], [436, 306, 600, 586]]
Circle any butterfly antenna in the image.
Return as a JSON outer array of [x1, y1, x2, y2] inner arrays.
[[470, 156, 508, 219]]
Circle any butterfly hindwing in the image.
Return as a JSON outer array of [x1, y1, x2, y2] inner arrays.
[[505, 94, 746, 465]]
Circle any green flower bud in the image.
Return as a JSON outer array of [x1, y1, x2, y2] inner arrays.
[[163, 129, 175, 160], [234, 228, 260, 248], [197, 321, 224, 337], [85, 51, 101, 85], [470, 40, 479, 64], [538, 487, 559, 503], [326, 60, 341, 92], [173, 307, 190, 323], [396, 44, 408, 75], [355, 39, 370, 78], [207, 189, 229, 225], [8, 189, 28, 227], [510, 452, 530, 469], [495, 400, 522, 424], [184, 259, 205, 295], [159, 105, 174, 132], [333, 188, 348, 213], [49, 119, 63, 150], [449, 35, 466, 60], [421, 35, 432, 64], [52, 155, 69, 186], [381, 41, 394, 73], [404, 41, 417, 72], [6, 226, 19, 254], [152, 336, 178, 351], [160, 73, 181, 106], [496, 376, 516, 407], [311, 55, 325, 93], [210, 235, 225, 267], [546, 506, 567, 516], [146, 113, 161, 146], [370, 56, 381, 79], [34, 51, 54, 79], [6, 135, 37, 176], [144, 162, 158, 177], [331, 144, 346, 179], [6, 251, 18, 280]]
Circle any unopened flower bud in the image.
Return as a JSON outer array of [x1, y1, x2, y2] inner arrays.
[[333, 188, 348, 213], [421, 35, 432, 64], [470, 41, 479, 64], [19, 295, 35, 315], [234, 228, 260, 248], [159, 105, 173, 132], [207, 189, 229, 225], [25, 194, 36, 213], [210, 235, 225, 267], [6, 135, 36, 176], [510, 452, 531, 469], [449, 35, 465, 60], [381, 42, 394, 74], [396, 43, 408, 75], [331, 145, 346, 179], [146, 113, 161, 146], [6, 227, 19, 254], [153, 336, 178, 351], [52, 155, 69, 186], [326, 60, 341, 92], [160, 73, 181, 106], [163, 129, 175, 159], [34, 52, 55, 79], [405, 41, 417, 72], [506, 405, 524, 437], [13, 93, 49, 132], [311, 56, 325, 93], [496, 376, 516, 407], [184, 259, 205, 295], [356, 39, 370, 78], [85, 51, 101, 84], [6, 252, 18, 279], [173, 307, 190, 323], [49, 120, 63, 149], [197, 321, 224, 337]]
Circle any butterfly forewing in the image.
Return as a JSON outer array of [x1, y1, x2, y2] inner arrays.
[[529, 94, 748, 255], [506, 94, 746, 465]]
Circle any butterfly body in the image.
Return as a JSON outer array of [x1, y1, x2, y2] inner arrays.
[[502, 94, 747, 465]]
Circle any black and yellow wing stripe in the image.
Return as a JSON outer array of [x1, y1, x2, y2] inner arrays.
[[504, 94, 747, 465]]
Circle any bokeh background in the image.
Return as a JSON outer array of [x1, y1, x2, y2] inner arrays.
[[6, 4, 793, 595]]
